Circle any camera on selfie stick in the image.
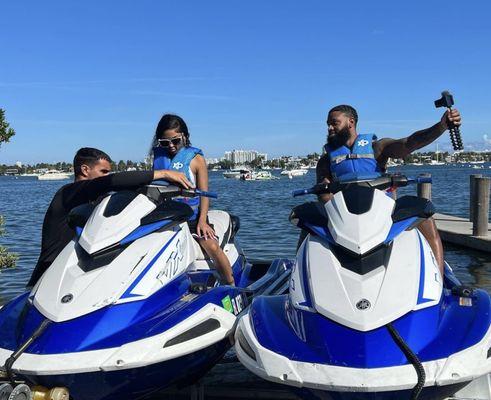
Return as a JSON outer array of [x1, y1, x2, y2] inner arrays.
[[434, 91, 464, 151]]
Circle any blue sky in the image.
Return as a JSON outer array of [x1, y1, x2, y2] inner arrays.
[[1, 0, 491, 164]]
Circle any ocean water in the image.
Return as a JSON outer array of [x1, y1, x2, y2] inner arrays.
[[0, 164, 490, 304]]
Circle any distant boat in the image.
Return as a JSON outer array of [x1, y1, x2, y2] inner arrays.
[[19, 173, 39, 177], [429, 160, 445, 166], [280, 169, 308, 177], [240, 171, 275, 181], [430, 144, 445, 165], [223, 167, 250, 179], [470, 160, 485, 164], [37, 170, 72, 180]]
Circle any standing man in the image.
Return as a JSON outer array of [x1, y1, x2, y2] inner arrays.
[[316, 105, 461, 273], [27, 147, 192, 287]]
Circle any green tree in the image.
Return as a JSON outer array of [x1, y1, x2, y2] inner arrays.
[[0, 109, 18, 269], [0, 109, 15, 148], [117, 160, 126, 171], [218, 160, 234, 170]]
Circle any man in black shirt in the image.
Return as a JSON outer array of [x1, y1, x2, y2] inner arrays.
[[27, 147, 192, 287]]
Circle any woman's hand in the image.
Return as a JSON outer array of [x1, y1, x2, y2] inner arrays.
[[197, 220, 216, 240], [156, 170, 193, 189]]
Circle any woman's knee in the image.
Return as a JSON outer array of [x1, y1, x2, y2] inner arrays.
[[199, 238, 219, 253]]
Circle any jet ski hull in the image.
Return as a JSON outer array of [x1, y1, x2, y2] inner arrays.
[[236, 288, 491, 399], [18, 338, 230, 400]]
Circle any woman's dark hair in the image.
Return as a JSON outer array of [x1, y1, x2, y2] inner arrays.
[[153, 114, 191, 147], [73, 147, 112, 177]]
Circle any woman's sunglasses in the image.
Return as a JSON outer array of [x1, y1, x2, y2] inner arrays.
[[158, 136, 183, 148]]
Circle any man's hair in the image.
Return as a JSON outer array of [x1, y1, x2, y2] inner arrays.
[[73, 147, 112, 177], [328, 105, 358, 126]]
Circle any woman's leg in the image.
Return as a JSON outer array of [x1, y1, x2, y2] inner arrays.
[[197, 237, 235, 285]]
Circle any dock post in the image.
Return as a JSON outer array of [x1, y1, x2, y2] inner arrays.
[[469, 174, 482, 222], [472, 177, 490, 237], [417, 173, 432, 200]]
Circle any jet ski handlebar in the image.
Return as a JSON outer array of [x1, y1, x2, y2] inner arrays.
[[182, 188, 218, 199], [142, 183, 218, 202], [292, 174, 432, 197]]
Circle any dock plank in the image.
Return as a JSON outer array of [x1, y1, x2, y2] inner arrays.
[[434, 213, 491, 253]]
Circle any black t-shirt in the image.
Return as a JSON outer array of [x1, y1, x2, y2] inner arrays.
[[27, 171, 154, 287]]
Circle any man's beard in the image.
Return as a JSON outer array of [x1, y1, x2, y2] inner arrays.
[[327, 126, 351, 149]]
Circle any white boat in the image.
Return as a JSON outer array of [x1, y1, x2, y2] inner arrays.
[[429, 144, 446, 165], [280, 169, 308, 176], [240, 171, 275, 181], [470, 160, 485, 164], [429, 160, 445, 166], [37, 170, 72, 180], [223, 167, 250, 179]]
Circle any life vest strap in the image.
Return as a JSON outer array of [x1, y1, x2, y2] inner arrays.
[[331, 153, 375, 164]]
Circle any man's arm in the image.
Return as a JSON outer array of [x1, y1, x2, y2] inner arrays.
[[375, 109, 461, 163], [66, 170, 193, 207], [316, 155, 333, 203]]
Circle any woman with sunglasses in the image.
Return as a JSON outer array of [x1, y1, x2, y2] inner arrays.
[[152, 114, 235, 285]]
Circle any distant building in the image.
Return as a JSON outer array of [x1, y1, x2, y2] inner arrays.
[[205, 158, 220, 165], [15, 161, 22, 168], [258, 153, 268, 162], [223, 150, 267, 164]]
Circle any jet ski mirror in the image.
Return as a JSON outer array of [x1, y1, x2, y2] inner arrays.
[[434, 90, 463, 151]]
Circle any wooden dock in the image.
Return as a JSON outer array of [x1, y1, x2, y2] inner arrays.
[[434, 213, 491, 253], [417, 174, 491, 253]]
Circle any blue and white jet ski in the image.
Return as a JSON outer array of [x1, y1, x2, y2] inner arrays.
[[235, 173, 491, 400], [0, 184, 291, 400]]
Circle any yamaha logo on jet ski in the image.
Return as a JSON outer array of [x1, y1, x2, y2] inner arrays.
[[356, 298, 371, 310], [61, 294, 73, 304]]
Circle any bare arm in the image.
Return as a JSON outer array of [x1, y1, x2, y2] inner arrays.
[[375, 109, 461, 163], [316, 155, 333, 203], [191, 155, 210, 223]]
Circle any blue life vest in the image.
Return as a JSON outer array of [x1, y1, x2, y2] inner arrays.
[[153, 146, 204, 220], [324, 134, 382, 180]]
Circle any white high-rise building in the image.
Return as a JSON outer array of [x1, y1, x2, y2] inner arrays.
[[223, 150, 267, 164]]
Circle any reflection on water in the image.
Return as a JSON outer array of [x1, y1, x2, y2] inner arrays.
[[0, 164, 490, 303]]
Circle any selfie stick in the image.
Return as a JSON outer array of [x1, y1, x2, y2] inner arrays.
[[434, 91, 463, 151]]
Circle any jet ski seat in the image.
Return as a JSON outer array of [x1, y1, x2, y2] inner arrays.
[[192, 210, 238, 261], [392, 195, 435, 222]]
